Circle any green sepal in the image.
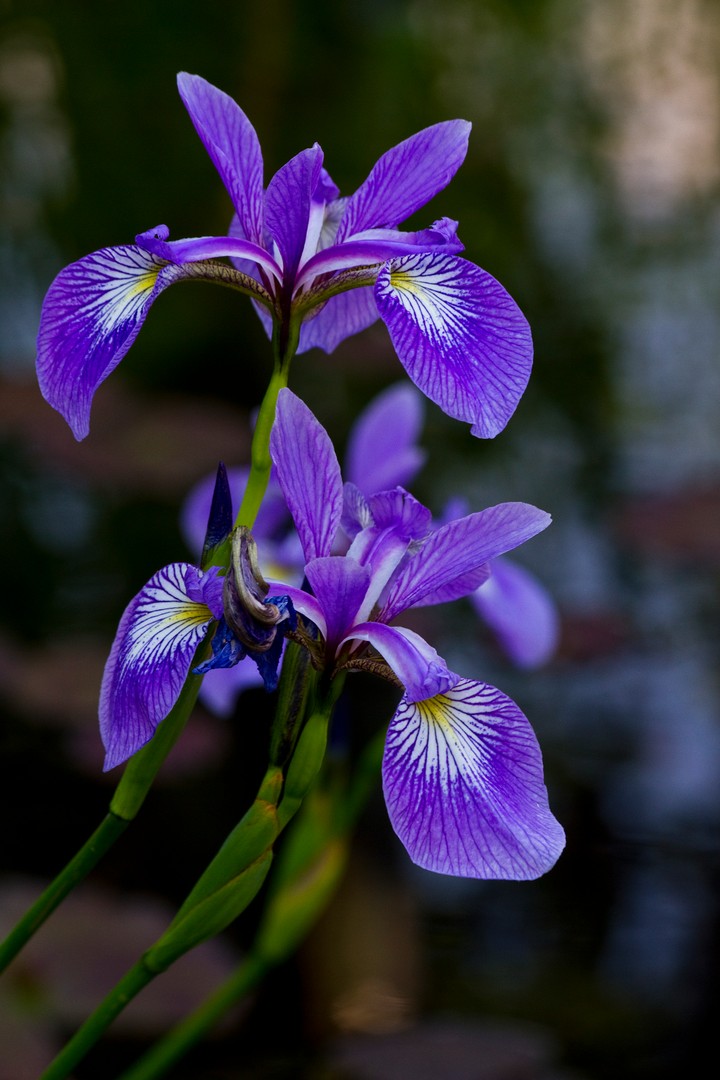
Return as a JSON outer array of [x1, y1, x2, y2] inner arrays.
[[169, 767, 282, 926], [144, 851, 273, 973], [256, 789, 349, 964]]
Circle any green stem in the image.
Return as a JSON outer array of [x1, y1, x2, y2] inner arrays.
[[117, 724, 385, 1080], [40, 961, 156, 1080], [117, 954, 269, 1080], [235, 364, 289, 530], [0, 667, 204, 977], [0, 813, 128, 973], [38, 679, 342, 1077]]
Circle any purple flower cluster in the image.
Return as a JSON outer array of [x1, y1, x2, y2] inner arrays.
[[36, 74, 531, 441], [100, 390, 564, 879], [37, 74, 563, 882], [181, 383, 559, 716]]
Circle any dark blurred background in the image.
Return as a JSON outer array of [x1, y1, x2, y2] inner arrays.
[[2, 1, 720, 1077]]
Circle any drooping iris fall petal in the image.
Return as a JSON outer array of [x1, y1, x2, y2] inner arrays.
[[99, 563, 223, 771], [375, 252, 533, 438], [36, 242, 184, 439], [382, 679, 565, 879]]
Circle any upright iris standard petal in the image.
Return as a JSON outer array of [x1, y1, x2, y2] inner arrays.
[[337, 120, 471, 240], [36, 242, 184, 440], [99, 563, 223, 771], [265, 146, 324, 281], [176, 72, 264, 245], [382, 680, 565, 879], [375, 252, 533, 438], [270, 389, 343, 561]]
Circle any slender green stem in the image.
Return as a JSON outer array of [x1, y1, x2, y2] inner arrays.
[[1, 333, 299, 973], [117, 724, 386, 1080], [37, 679, 342, 1078], [0, 813, 128, 973], [117, 954, 269, 1080], [235, 365, 289, 530], [40, 961, 156, 1080]]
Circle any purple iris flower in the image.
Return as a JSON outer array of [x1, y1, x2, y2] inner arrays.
[[99, 535, 295, 772], [99, 387, 562, 876], [267, 389, 564, 879], [182, 383, 558, 718], [36, 73, 532, 441]]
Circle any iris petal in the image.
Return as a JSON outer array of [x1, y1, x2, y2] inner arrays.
[[305, 557, 370, 651], [345, 383, 426, 495], [472, 557, 560, 669], [345, 622, 457, 702], [337, 119, 471, 240], [296, 288, 380, 354], [382, 679, 565, 879], [265, 145, 324, 281], [177, 73, 265, 245], [270, 389, 343, 561], [36, 243, 184, 440], [375, 252, 533, 438], [99, 563, 222, 771], [382, 502, 551, 621], [135, 229, 281, 285]]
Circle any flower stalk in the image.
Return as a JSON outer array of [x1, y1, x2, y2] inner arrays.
[[0, 361, 291, 976], [117, 728, 385, 1080], [38, 673, 343, 1080]]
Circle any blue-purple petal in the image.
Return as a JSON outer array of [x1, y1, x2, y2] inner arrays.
[[382, 679, 565, 879], [296, 288, 380, 354], [265, 145, 324, 281], [345, 622, 458, 702], [270, 389, 343, 561], [99, 563, 223, 771], [382, 502, 551, 621], [295, 220, 463, 287], [411, 565, 491, 609], [304, 556, 370, 651], [472, 557, 560, 668], [135, 228, 280, 283], [337, 120, 471, 240], [176, 73, 264, 245], [199, 662, 262, 717], [374, 252, 533, 438], [345, 383, 426, 495], [36, 243, 185, 440]]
